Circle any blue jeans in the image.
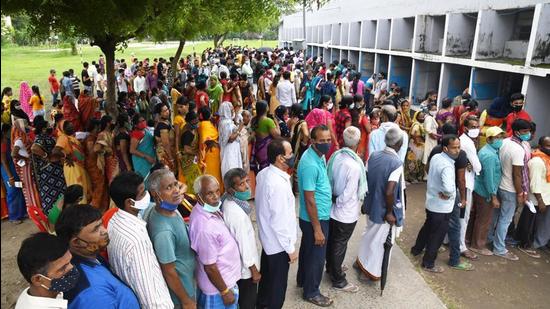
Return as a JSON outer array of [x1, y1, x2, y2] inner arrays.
[[490, 189, 517, 254], [447, 192, 461, 266], [52, 92, 59, 104], [297, 219, 329, 299]]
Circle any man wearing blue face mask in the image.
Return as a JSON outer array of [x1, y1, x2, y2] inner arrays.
[[490, 119, 532, 261], [146, 169, 197, 308], [189, 175, 241, 309], [470, 127, 505, 256], [221, 168, 261, 309], [108, 171, 174, 309], [296, 125, 334, 307], [15, 233, 78, 309]]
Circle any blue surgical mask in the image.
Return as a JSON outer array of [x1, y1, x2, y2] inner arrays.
[[489, 139, 503, 150], [519, 133, 531, 142], [203, 201, 221, 213], [234, 189, 251, 201], [159, 200, 179, 211]]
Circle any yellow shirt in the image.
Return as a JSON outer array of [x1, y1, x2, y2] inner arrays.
[[29, 95, 46, 111], [2, 95, 11, 125], [174, 114, 185, 130]]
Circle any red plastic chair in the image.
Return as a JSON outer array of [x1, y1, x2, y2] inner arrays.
[[27, 205, 51, 233]]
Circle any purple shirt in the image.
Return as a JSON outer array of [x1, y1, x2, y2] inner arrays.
[[189, 204, 241, 295]]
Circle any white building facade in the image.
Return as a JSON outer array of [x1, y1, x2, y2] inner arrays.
[[279, 0, 550, 136]]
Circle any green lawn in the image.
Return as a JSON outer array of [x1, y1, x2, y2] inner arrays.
[[1, 39, 277, 104]]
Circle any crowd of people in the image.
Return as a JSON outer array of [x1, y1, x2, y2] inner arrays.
[[1, 45, 549, 309]]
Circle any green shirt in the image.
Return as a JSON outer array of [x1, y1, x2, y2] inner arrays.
[[256, 117, 276, 135], [47, 195, 64, 225], [147, 207, 196, 304], [297, 147, 332, 222], [474, 144, 502, 200]]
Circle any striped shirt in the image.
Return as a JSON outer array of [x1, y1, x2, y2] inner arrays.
[[107, 209, 174, 309]]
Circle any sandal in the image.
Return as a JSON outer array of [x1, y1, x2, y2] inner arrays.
[[422, 265, 444, 273], [450, 261, 475, 271], [518, 247, 541, 259], [469, 247, 493, 256], [333, 283, 359, 293], [306, 294, 333, 307], [494, 251, 519, 261], [461, 250, 479, 260]]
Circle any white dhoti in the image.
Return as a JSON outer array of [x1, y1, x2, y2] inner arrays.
[[357, 220, 396, 279]]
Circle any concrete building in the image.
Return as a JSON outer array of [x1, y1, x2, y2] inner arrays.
[[279, 0, 550, 136]]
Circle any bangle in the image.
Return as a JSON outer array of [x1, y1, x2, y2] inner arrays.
[[220, 287, 230, 296]]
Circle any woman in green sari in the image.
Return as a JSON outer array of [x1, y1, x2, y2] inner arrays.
[[207, 75, 223, 115], [178, 111, 202, 194], [129, 114, 156, 178]]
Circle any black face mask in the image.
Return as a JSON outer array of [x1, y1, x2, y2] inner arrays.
[[512, 105, 523, 112], [541, 147, 550, 157]]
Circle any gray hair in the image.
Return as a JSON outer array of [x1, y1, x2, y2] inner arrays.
[[381, 104, 397, 122], [193, 174, 218, 196], [147, 169, 174, 193], [343, 126, 361, 148], [223, 168, 247, 191], [385, 127, 404, 147], [241, 110, 251, 117]]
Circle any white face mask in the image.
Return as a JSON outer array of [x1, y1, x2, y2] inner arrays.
[[467, 128, 480, 138], [429, 110, 437, 117], [327, 102, 334, 110], [130, 191, 151, 210]]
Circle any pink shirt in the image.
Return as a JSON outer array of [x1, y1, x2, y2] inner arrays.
[[189, 204, 241, 295]]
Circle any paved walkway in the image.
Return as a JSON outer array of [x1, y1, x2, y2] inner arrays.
[[281, 213, 445, 308]]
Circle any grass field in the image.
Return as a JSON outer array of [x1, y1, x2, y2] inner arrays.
[[1, 39, 277, 104]]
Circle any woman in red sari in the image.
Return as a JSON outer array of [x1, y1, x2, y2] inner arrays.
[[62, 95, 82, 132]]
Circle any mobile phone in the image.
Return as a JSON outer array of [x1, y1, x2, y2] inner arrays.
[[14, 181, 23, 188]]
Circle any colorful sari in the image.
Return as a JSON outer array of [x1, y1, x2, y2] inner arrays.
[[96, 131, 120, 184], [19, 82, 34, 121], [56, 133, 91, 204], [85, 134, 108, 211], [198, 120, 223, 192], [1, 138, 26, 221], [180, 127, 202, 195], [154, 122, 176, 172], [11, 126, 41, 208], [207, 76, 224, 115], [406, 112, 426, 182], [32, 133, 66, 215], [131, 130, 156, 178]]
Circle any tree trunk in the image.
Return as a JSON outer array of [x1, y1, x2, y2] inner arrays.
[[213, 35, 222, 48], [70, 41, 78, 55], [219, 33, 227, 47], [171, 39, 186, 80], [98, 41, 117, 117]]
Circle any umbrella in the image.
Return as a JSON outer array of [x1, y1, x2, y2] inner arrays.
[[380, 226, 393, 296], [257, 47, 273, 52]]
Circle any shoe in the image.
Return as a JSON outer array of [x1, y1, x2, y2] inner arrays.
[[494, 251, 519, 261], [518, 247, 541, 259], [450, 261, 475, 271], [461, 250, 479, 261], [422, 265, 444, 273], [469, 247, 493, 256], [333, 282, 359, 293], [306, 294, 333, 307]]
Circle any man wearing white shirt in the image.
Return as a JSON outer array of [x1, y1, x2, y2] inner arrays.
[[15, 233, 77, 309], [133, 70, 146, 94], [108, 172, 174, 309], [222, 168, 261, 309], [276, 71, 297, 108], [326, 127, 365, 293], [459, 116, 482, 260], [256, 139, 298, 309]]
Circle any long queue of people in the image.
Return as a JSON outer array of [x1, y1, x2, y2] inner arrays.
[[2, 46, 549, 309]]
